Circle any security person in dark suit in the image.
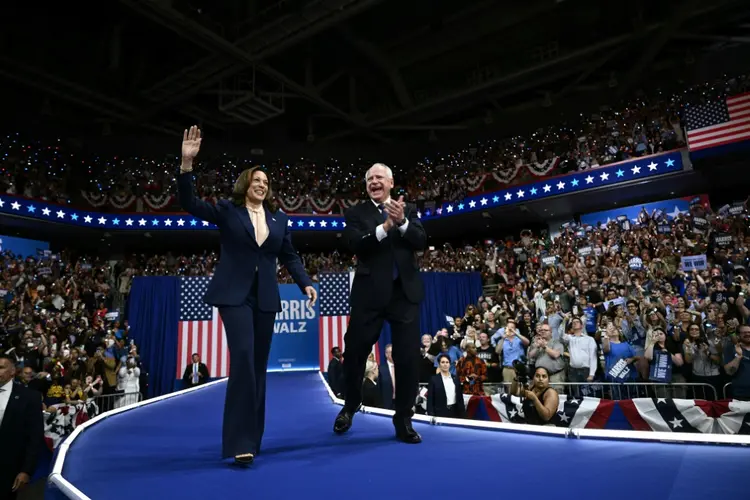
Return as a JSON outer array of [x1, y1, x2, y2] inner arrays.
[[427, 354, 466, 418], [0, 354, 44, 500], [177, 126, 316, 466], [333, 163, 427, 444]]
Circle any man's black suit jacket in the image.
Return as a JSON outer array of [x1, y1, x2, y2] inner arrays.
[[182, 363, 210, 386], [326, 357, 344, 397], [0, 383, 44, 493], [344, 200, 427, 310]]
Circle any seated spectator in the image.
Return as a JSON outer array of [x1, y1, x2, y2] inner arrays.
[[427, 354, 465, 418]]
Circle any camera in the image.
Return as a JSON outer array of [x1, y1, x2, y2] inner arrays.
[[513, 357, 530, 386]]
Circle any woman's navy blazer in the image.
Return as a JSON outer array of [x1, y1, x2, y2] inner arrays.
[[177, 172, 313, 312]]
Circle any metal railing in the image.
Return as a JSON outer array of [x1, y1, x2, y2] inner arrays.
[[90, 391, 144, 414], [724, 383, 732, 400], [419, 381, 719, 400]]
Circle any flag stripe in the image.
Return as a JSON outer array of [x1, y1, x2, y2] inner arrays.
[[687, 115, 750, 138], [319, 271, 380, 372], [686, 93, 750, 151], [688, 131, 750, 151]]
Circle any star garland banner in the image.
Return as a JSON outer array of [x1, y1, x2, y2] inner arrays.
[[416, 150, 685, 220], [0, 150, 684, 231]]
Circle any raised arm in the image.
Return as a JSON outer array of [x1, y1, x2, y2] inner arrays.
[[176, 126, 226, 226]]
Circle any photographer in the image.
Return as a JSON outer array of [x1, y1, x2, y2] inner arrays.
[[510, 366, 560, 426]]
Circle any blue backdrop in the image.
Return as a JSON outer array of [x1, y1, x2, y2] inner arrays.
[[0, 234, 49, 257], [268, 284, 320, 371], [128, 272, 481, 396], [578, 194, 706, 227], [377, 272, 483, 361], [127, 277, 180, 398]]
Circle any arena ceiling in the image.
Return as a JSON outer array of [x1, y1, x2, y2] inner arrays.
[[3, 0, 750, 146]]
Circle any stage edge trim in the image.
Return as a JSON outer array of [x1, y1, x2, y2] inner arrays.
[[48, 377, 229, 500], [316, 373, 750, 446]]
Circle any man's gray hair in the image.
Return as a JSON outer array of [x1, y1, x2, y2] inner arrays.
[[365, 163, 393, 182]]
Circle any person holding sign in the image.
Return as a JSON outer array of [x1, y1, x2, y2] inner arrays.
[[644, 329, 684, 393], [601, 321, 638, 395], [177, 126, 317, 466]]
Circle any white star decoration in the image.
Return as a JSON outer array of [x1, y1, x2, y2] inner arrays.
[[0, 155, 675, 231]]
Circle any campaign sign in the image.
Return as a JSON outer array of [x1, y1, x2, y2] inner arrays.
[[648, 349, 673, 383], [268, 284, 320, 370], [608, 359, 632, 382], [681, 254, 707, 271], [0, 235, 50, 258]]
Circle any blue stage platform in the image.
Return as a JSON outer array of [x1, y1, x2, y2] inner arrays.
[[47, 372, 748, 500]]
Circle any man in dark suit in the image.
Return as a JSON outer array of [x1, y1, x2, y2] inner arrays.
[[0, 354, 44, 500], [333, 163, 427, 444], [182, 353, 210, 388], [377, 344, 395, 410], [326, 347, 344, 398]]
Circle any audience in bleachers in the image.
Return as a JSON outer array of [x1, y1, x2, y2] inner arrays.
[[2, 75, 748, 214]]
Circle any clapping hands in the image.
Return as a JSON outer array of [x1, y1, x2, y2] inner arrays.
[[382, 196, 406, 230]]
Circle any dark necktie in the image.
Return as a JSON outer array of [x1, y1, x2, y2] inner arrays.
[[378, 204, 399, 280]]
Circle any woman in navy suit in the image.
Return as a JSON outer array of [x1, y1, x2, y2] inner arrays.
[[427, 354, 466, 418], [177, 126, 317, 466]]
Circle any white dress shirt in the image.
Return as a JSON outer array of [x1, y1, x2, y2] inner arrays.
[[441, 374, 456, 406], [561, 332, 598, 377], [387, 361, 396, 399], [0, 379, 13, 427], [373, 198, 410, 241]]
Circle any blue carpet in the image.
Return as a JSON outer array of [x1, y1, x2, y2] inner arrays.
[[56, 373, 747, 500]]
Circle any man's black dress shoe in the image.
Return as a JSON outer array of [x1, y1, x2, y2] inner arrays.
[[393, 415, 422, 444], [334, 407, 356, 434], [233, 454, 254, 466]]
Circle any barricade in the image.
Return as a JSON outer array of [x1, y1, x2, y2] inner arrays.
[[419, 381, 718, 400]]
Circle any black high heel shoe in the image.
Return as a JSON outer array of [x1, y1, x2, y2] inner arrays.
[[234, 453, 255, 466]]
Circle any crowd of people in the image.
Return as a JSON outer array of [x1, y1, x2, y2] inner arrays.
[[331, 197, 750, 423], [1, 251, 146, 423], [2, 76, 748, 213]]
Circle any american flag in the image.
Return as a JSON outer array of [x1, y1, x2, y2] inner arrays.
[[685, 92, 750, 151], [177, 277, 230, 378], [318, 272, 380, 371]]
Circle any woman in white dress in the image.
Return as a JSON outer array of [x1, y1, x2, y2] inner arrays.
[[115, 357, 141, 408]]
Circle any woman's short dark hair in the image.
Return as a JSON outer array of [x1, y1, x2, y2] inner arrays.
[[534, 365, 551, 378], [230, 166, 278, 212], [436, 353, 451, 364]]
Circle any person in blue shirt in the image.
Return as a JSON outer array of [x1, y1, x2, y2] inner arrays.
[[432, 337, 461, 376], [494, 319, 530, 382]]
